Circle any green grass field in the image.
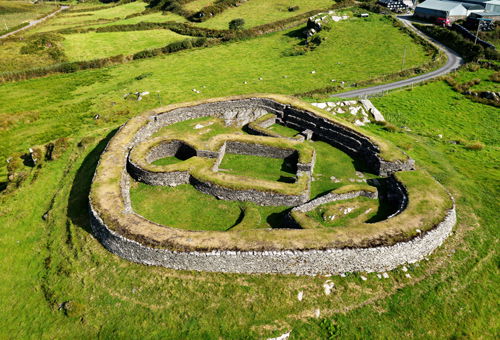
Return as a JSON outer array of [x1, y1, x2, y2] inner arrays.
[[0, 0, 498, 338], [0, 0, 57, 29], [0, 71, 497, 338], [195, 0, 334, 29], [62, 29, 187, 61]]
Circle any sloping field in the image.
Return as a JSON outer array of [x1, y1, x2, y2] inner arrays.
[[62, 29, 188, 61]]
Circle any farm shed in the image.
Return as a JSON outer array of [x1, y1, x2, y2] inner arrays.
[[414, 0, 468, 20]]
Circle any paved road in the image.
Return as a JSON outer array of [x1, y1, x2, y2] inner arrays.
[[332, 17, 463, 98], [0, 5, 69, 40]]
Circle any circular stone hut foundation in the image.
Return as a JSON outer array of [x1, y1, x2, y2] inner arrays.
[[89, 94, 455, 275]]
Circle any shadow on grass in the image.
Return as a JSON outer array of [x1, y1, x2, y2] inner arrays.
[[67, 129, 117, 234], [365, 178, 398, 223], [267, 208, 297, 229]]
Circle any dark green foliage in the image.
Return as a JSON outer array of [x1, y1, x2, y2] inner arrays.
[[20, 33, 67, 62], [134, 72, 153, 80], [189, 0, 243, 23], [228, 18, 245, 30], [415, 24, 500, 62], [288, 6, 300, 12]]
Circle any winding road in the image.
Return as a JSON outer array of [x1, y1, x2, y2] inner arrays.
[[333, 16, 463, 98], [0, 5, 69, 40]]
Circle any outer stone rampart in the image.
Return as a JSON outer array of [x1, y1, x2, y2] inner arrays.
[[89, 94, 455, 275], [90, 202, 456, 275]]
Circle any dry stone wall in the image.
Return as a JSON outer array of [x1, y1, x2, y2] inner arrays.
[[90, 95, 454, 275], [90, 202, 456, 275]]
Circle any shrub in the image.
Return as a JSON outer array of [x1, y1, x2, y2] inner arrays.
[[489, 71, 500, 82], [229, 18, 245, 30], [464, 141, 485, 150], [288, 6, 300, 12]]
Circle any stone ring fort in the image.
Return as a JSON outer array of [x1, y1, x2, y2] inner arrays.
[[89, 94, 456, 275]]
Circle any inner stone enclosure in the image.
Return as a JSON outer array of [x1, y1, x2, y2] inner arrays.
[[126, 97, 413, 232]]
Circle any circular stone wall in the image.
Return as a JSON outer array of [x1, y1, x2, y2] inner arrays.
[[89, 94, 455, 275]]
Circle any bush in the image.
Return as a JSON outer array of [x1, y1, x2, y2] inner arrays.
[[464, 141, 485, 150], [229, 18, 245, 30], [288, 6, 300, 12]]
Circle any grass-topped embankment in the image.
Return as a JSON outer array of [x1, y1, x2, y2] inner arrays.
[[89, 95, 448, 251]]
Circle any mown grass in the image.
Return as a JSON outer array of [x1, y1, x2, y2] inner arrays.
[[219, 153, 296, 182], [62, 29, 187, 61], [195, 0, 334, 29], [130, 182, 243, 231], [0, 0, 57, 29]]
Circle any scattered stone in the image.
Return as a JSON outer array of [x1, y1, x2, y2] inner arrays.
[[382, 272, 389, 279], [194, 124, 205, 129], [360, 275, 367, 281], [377, 274, 382, 279], [437, 134, 443, 139], [405, 273, 411, 278], [330, 176, 337, 181], [340, 273, 346, 277], [364, 208, 372, 214], [314, 308, 321, 318], [401, 266, 408, 272], [323, 280, 335, 295], [267, 331, 291, 340], [42, 212, 48, 221], [416, 229, 422, 234], [243, 81, 248, 84], [354, 119, 364, 126], [259, 77, 263, 80], [342, 207, 353, 215], [356, 179, 365, 183], [348, 178, 355, 182], [311, 70, 316, 74], [331, 79, 336, 82], [94, 114, 100, 120], [297, 291, 304, 301], [355, 171, 364, 178]]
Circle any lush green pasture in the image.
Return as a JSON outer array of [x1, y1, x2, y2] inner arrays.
[[130, 182, 243, 231], [219, 153, 296, 182], [62, 29, 187, 61], [0, 38, 55, 72], [0, 0, 57, 29], [87, 11, 186, 29], [0, 71, 497, 338], [0, 1, 497, 336], [196, 0, 334, 29], [183, 0, 215, 13], [0, 14, 432, 180], [33, 1, 148, 33]]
